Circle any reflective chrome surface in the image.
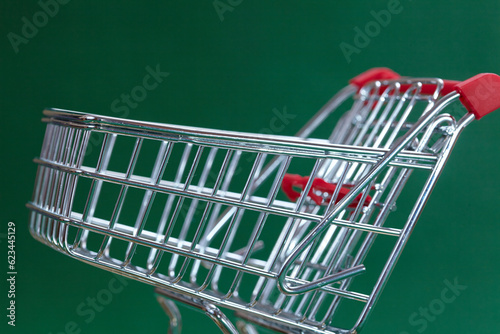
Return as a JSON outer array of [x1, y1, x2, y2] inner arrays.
[[28, 77, 478, 333]]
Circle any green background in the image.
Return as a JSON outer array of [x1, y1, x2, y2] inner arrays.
[[1, 1, 500, 333]]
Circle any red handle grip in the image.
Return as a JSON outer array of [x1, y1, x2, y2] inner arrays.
[[281, 174, 372, 208], [350, 67, 459, 95], [454, 73, 500, 119], [349, 67, 400, 89], [350, 68, 500, 119]]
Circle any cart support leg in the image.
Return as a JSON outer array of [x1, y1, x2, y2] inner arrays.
[[203, 303, 239, 334], [236, 321, 259, 334], [155, 288, 239, 334], [156, 295, 182, 334]]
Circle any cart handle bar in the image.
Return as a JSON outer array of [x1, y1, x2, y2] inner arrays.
[[350, 67, 500, 119], [276, 69, 500, 295]]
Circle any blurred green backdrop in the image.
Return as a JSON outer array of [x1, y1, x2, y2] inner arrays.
[[1, 1, 500, 333]]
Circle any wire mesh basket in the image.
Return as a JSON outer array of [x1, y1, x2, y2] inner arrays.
[[27, 68, 500, 333]]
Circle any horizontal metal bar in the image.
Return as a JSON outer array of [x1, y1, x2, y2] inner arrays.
[[329, 219, 401, 237], [34, 158, 325, 223], [81, 125, 436, 170], [56, 251, 357, 334], [27, 202, 370, 303], [354, 93, 434, 102], [42, 109, 437, 169], [34, 159, 403, 239], [27, 201, 277, 278]]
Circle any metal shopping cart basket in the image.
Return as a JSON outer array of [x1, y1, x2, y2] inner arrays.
[[27, 68, 500, 334]]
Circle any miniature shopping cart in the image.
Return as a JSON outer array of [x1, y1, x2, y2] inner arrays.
[[27, 68, 500, 334]]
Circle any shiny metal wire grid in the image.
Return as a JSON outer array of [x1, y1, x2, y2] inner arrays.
[[28, 78, 474, 334]]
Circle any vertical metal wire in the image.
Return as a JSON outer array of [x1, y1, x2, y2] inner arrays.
[[252, 159, 324, 309], [51, 127, 76, 248], [167, 146, 205, 277], [62, 129, 91, 252], [146, 143, 193, 271], [32, 124, 57, 235], [58, 129, 83, 248], [222, 156, 292, 300], [190, 149, 235, 288], [95, 138, 144, 259], [210, 153, 265, 291], [72, 133, 116, 249], [43, 126, 67, 243], [122, 141, 172, 267]]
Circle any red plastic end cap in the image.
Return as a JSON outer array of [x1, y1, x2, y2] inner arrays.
[[349, 67, 400, 89], [455, 73, 500, 119]]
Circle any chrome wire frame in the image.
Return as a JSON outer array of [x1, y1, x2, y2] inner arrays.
[[28, 78, 475, 334]]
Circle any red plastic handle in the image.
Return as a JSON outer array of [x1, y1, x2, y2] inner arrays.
[[350, 68, 459, 95], [405, 80, 460, 96], [349, 67, 400, 89], [377, 80, 460, 97], [351, 68, 500, 119], [454, 73, 500, 119], [281, 174, 372, 208]]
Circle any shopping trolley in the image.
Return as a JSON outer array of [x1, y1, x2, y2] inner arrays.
[[27, 68, 500, 334]]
